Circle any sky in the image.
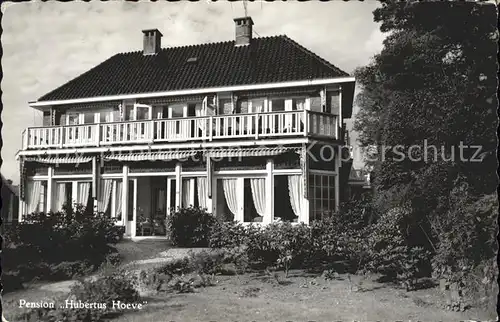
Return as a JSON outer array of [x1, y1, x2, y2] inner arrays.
[[1, 1, 384, 184]]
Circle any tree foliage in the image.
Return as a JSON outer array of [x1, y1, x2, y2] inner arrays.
[[355, 0, 498, 217], [354, 1, 498, 308]]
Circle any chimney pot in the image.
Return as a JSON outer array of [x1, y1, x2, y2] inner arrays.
[[233, 17, 253, 46], [142, 29, 163, 55]]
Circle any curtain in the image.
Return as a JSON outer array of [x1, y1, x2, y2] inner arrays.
[[182, 179, 192, 207], [53, 182, 66, 212], [288, 175, 303, 220], [223, 179, 239, 217], [97, 179, 113, 213], [196, 98, 207, 132], [77, 182, 90, 207], [26, 181, 42, 214], [250, 178, 266, 217], [114, 181, 123, 218], [196, 177, 208, 209]]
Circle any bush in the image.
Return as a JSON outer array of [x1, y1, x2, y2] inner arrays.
[[188, 249, 225, 275], [209, 221, 252, 248], [3, 204, 122, 282], [363, 207, 431, 290], [156, 257, 192, 276], [167, 206, 217, 247], [430, 186, 498, 312]]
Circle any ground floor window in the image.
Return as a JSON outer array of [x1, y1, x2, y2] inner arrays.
[[51, 181, 91, 212], [309, 173, 336, 222], [273, 176, 299, 223]]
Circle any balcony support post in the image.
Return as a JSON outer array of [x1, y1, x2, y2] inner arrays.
[[254, 113, 259, 140], [209, 116, 213, 141]]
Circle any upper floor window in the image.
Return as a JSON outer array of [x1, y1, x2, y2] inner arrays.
[[123, 101, 152, 121]]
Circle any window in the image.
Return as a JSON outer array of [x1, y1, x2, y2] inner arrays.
[[218, 98, 232, 115], [309, 173, 336, 222], [83, 113, 94, 124], [136, 105, 150, 120], [38, 182, 47, 213], [250, 98, 265, 113], [270, 98, 285, 111], [292, 98, 306, 110], [124, 102, 134, 120], [67, 114, 79, 125]]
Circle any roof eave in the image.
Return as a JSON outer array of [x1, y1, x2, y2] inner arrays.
[[29, 76, 355, 108]]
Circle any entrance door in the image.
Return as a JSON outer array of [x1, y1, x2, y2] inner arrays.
[[125, 179, 137, 237]]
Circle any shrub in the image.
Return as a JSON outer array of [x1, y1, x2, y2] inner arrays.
[[363, 207, 431, 290], [167, 206, 217, 247], [221, 245, 250, 274], [156, 257, 192, 276], [430, 187, 498, 312], [188, 249, 225, 275], [3, 205, 122, 283], [209, 221, 251, 248]]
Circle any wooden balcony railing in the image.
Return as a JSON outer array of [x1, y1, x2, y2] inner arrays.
[[22, 110, 339, 150]]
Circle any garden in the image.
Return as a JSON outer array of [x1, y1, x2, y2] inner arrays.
[[2, 195, 497, 321]]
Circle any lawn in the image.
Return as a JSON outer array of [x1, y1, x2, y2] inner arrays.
[[3, 242, 495, 322], [115, 271, 492, 322]]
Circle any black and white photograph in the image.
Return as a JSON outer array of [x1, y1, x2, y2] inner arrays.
[[0, 1, 498, 321]]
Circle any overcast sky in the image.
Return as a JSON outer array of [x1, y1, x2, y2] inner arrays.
[[1, 1, 384, 183]]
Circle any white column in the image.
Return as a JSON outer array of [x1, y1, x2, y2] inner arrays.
[[302, 147, 310, 225], [131, 179, 137, 238], [92, 157, 98, 212], [207, 176, 214, 214], [265, 158, 274, 224], [338, 85, 343, 126], [236, 178, 245, 222], [175, 163, 181, 209], [111, 181, 117, 218], [335, 146, 341, 211], [189, 178, 195, 206], [72, 181, 78, 208], [122, 165, 129, 228], [47, 167, 53, 212], [18, 194, 24, 222]]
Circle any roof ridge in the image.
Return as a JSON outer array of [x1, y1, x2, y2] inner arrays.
[[117, 35, 283, 56], [280, 35, 350, 77]]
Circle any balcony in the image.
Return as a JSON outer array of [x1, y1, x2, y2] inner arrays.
[[21, 110, 339, 150]]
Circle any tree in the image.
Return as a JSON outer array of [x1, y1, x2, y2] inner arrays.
[[354, 1, 498, 215]]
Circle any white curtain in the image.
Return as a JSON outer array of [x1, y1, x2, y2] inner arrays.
[[77, 182, 90, 207], [27, 181, 42, 214], [196, 177, 208, 209], [250, 178, 266, 217], [196, 98, 208, 132], [182, 179, 192, 207], [223, 179, 240, 217], [98, 179, 113, 213], [52, 182, 67, 212], [288, 175, 303, 220], [114, 181, 123, 218]]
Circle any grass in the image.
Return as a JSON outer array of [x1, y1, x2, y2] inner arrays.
[[113, 271, 494, 322], [3, 240, 496, 322]]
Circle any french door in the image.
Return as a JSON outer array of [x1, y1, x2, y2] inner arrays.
[[168, 104, 188, 137], [125, 179, 137, 237]]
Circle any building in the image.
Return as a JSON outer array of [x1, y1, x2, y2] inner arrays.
[[1, 173, 19, 232], [15, 17, 356, 238]]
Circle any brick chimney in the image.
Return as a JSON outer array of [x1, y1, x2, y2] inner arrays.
[[142, 29, 163, 55], [234, 17, 253, 46]]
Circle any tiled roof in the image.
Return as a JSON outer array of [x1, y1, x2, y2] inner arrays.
[[38, 35, 350, 102]]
